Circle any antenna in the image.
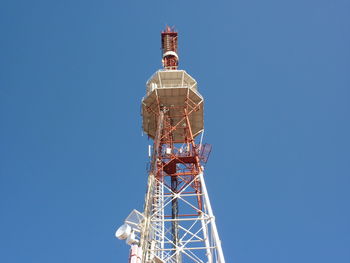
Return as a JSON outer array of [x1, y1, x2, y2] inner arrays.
[[161, 26, 179, 70]]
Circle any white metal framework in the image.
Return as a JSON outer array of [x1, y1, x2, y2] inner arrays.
[[141, 171, 225, 262]]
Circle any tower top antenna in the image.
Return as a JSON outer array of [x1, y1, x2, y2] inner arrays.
[[161, 26, 178, 70]]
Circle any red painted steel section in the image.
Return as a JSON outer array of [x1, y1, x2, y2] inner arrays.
[[153, 108, 204, 218], [161, 26, 178, 70]]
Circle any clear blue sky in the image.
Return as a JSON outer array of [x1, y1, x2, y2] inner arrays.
[[1, 0, 349, 262]]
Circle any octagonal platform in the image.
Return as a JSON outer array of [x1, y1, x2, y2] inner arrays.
[[142, 70, 204, 142]]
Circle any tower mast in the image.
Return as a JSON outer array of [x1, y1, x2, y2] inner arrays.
[[116, 27, 225, 263]]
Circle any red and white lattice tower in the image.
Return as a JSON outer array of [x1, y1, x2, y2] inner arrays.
[[116, 27, 225, 263]]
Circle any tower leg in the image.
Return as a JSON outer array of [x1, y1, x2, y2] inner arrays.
[[199, 173, 226, 263], [171, 176, 181, 263]]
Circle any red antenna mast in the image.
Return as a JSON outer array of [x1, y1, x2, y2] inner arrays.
[[161, 26, 178, 70]]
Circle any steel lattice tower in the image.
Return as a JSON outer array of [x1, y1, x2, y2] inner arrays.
[[116, 27, 225, 263]]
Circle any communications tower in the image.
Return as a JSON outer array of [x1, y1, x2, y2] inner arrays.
[[115, 27, 225, 263]]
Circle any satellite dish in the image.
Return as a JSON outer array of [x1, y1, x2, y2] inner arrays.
[[115, 224, 131, 240], [126, 231, 138, 245]]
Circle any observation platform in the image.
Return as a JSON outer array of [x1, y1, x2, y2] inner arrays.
[[142, 70, 204, 142]]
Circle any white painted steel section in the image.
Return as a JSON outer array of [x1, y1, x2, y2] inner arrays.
[[201, 213, 212, 263], [140, 171, 225, 262], [198, 173, 226, 263], [163, 51, 178, 59]]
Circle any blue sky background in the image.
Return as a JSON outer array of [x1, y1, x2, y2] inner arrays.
[[1, 0, 349, 262]]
